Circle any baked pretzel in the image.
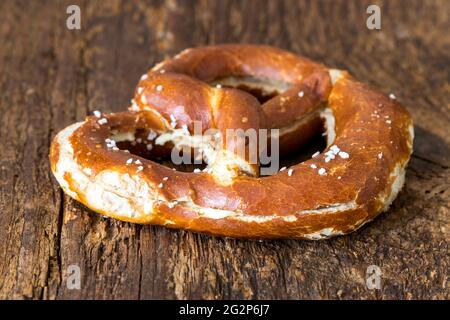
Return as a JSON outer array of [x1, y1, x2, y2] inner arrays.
[[50, 45, 413, 239]]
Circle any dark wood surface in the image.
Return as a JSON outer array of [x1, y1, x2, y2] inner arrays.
[[0, 0, 448, 300]]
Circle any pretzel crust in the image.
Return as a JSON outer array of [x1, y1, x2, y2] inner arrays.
[[50, 45, 413, 239]]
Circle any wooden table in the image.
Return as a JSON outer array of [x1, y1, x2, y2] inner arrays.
[[0, 0, 448, 299]]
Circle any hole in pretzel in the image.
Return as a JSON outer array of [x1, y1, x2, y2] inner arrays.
[[258, 119, 327, 174], [278, 127, 327, 168], [112, 129, 208, 173], [210, 76, 289, 104]]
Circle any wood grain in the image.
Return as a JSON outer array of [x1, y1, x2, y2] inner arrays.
[[0, 0, 448, 299]]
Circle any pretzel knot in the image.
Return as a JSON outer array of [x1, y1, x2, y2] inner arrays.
[[50, 45, 413, 239]]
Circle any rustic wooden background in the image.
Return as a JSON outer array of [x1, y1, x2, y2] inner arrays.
[[0, 0, 448, 300]]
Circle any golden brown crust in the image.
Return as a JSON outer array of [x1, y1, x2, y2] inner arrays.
[[49, 44, 413, 239], [138, 44, 332, 155]]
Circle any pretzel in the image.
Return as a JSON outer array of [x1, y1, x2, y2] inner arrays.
[[50, 45, 413, 239]]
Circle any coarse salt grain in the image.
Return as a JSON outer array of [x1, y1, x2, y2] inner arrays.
[[170, 114, 177, 127], [156, 85, 163, 92], [193, 168, 201, 173], [163, 177, 168, 181], [310, 164, 317, 169], [312, 151, 320, 158], [106, 139, 116, 148], [140, 74, 148, 81], [158, 183, 163, 188], [130, 99, 139, 111], [288, 169, 294, 176], [330, 145, 340, 154], [93, 110, 101, 118], [318, 168, 326, 175], [378, 152, 383, 159], [146, 144, 153, 151], [135, 159, 142, 165], [181, 124, 189, 134], [338, 151, 349, 159], [147, 130, 157, 140], [386, 120, 392, 124], [137, 87, 144, 94], [389, 93, 396, 100], [137, 166, 143, 171], [279, 167, 286, 172], [98, 118, 108, 125], [126, 158, 133, 165], [298, 91, 304, 97], [325, 151, 336, 159]]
